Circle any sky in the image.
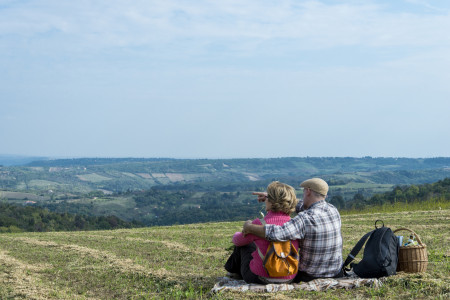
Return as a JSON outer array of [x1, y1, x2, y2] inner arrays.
[[1, 0, 449, 159]]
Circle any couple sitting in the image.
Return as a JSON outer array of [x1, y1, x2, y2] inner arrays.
[[225, 178, 343, 284]]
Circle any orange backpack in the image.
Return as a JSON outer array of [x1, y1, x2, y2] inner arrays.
[[256, 219, 299, 277]]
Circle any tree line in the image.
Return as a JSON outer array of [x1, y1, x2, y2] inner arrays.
[[331, 177, 450, 210], [0, 203, 142, 233]]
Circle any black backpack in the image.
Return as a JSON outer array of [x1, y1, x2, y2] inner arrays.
[[343, 220, 399, 278]]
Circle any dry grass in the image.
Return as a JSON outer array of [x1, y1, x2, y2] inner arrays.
[[0, 209, 448, 299]]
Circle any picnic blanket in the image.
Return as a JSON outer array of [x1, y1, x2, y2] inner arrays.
[[211, 272, 383, 294]]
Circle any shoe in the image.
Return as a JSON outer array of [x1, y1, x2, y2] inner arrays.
[[226, 272, 243, 280]]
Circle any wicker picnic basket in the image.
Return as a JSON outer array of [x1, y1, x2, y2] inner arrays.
[[393, 227, 428, 273]]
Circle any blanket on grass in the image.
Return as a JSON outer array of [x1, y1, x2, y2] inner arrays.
[[211, 272, 383, 294]]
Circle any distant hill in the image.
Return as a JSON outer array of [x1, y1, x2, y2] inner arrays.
[[1, 156, 450, 227], [0, 155, 49, 166], [0, 157, 449, 195], [27, 157, 174, 167]]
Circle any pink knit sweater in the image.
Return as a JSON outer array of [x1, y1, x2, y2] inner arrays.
[[232, 211, 299, 280]]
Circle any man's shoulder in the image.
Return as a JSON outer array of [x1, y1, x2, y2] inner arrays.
[[317, 200, 340, 212], [300, 201, 341, 220], [326, 201, 339, 211], [326, 202, 342, 218]]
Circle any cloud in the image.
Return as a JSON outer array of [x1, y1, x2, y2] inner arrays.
[[404, 0, 449, 12], [1, 0, 449, 54]]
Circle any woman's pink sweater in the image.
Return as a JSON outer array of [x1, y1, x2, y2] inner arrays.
[[232, 211, 299, 280]]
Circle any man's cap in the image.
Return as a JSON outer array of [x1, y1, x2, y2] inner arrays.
[[300, 178, 329, 196]]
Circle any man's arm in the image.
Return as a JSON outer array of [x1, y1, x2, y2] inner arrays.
[[265, 216, 305, 242], [242, 220, 265, 238], [243, 215, 305, 241]]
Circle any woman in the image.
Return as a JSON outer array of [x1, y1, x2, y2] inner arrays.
[[224, 181, 299, 284]]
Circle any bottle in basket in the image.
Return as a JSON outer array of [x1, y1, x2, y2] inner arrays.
[[405, 235, 418, 246]]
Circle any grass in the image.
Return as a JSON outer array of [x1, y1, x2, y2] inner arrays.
[[329, 181, 394, 198], [341, 197, 450, 215], [0, 191, 49, 201], [76, 173, 112, 183], [27, 179, 61, 189], [0, 206, 449, 299]]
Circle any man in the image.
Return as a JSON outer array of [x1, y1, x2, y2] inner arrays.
[[243, 177, 343, 282]]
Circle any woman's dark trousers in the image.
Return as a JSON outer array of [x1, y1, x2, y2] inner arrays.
[[224, 243, 264, 284]]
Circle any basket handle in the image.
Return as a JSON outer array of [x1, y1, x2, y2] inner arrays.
[[393, 227, 424, 246]]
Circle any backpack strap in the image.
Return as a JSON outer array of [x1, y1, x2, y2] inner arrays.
[[255, 218, 267, 260], [342, 229, 375, 274]]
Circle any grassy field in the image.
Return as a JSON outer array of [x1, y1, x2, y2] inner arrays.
[[0, 191, 49, 201], [0, 208, 448, 299]]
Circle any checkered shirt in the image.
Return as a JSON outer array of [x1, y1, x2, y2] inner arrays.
[[264, 200, 343, 278]]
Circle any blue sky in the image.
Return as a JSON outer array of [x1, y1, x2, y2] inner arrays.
[[1, 0, 449, 158]]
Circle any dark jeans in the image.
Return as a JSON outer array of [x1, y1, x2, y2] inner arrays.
[[293, 268, 344, 283], [225, 244, 344, 284], [224, 244, 265, 284]]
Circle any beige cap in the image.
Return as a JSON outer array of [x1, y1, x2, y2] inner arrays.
[[300, 178, 329, 196]]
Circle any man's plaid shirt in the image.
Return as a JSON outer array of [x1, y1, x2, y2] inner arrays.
[[264, 200, 343, 278]]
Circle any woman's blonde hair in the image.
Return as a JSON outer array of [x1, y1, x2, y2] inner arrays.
[[266, 181, 298, 214]]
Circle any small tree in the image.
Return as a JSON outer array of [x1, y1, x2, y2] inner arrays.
[[330, 195, 345, 209]]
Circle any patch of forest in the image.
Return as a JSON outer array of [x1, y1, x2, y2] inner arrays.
[[0, 203, 142, 233], [337, 177, 450, 209]]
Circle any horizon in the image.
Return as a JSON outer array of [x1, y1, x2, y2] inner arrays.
[[1, 1, 449, 158], [1, 153, 449, 161]]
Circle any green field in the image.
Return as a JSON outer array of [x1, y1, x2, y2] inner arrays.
[[76, 173, 113, 183], [0, 191, 49, 201], [329, 182, 394, 199], [0, 207, 448, 299]]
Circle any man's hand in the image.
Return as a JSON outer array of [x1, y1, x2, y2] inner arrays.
[[242, 220, 253, 236], [242, 220, 266, 238], [252, 192, 268, 203]]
